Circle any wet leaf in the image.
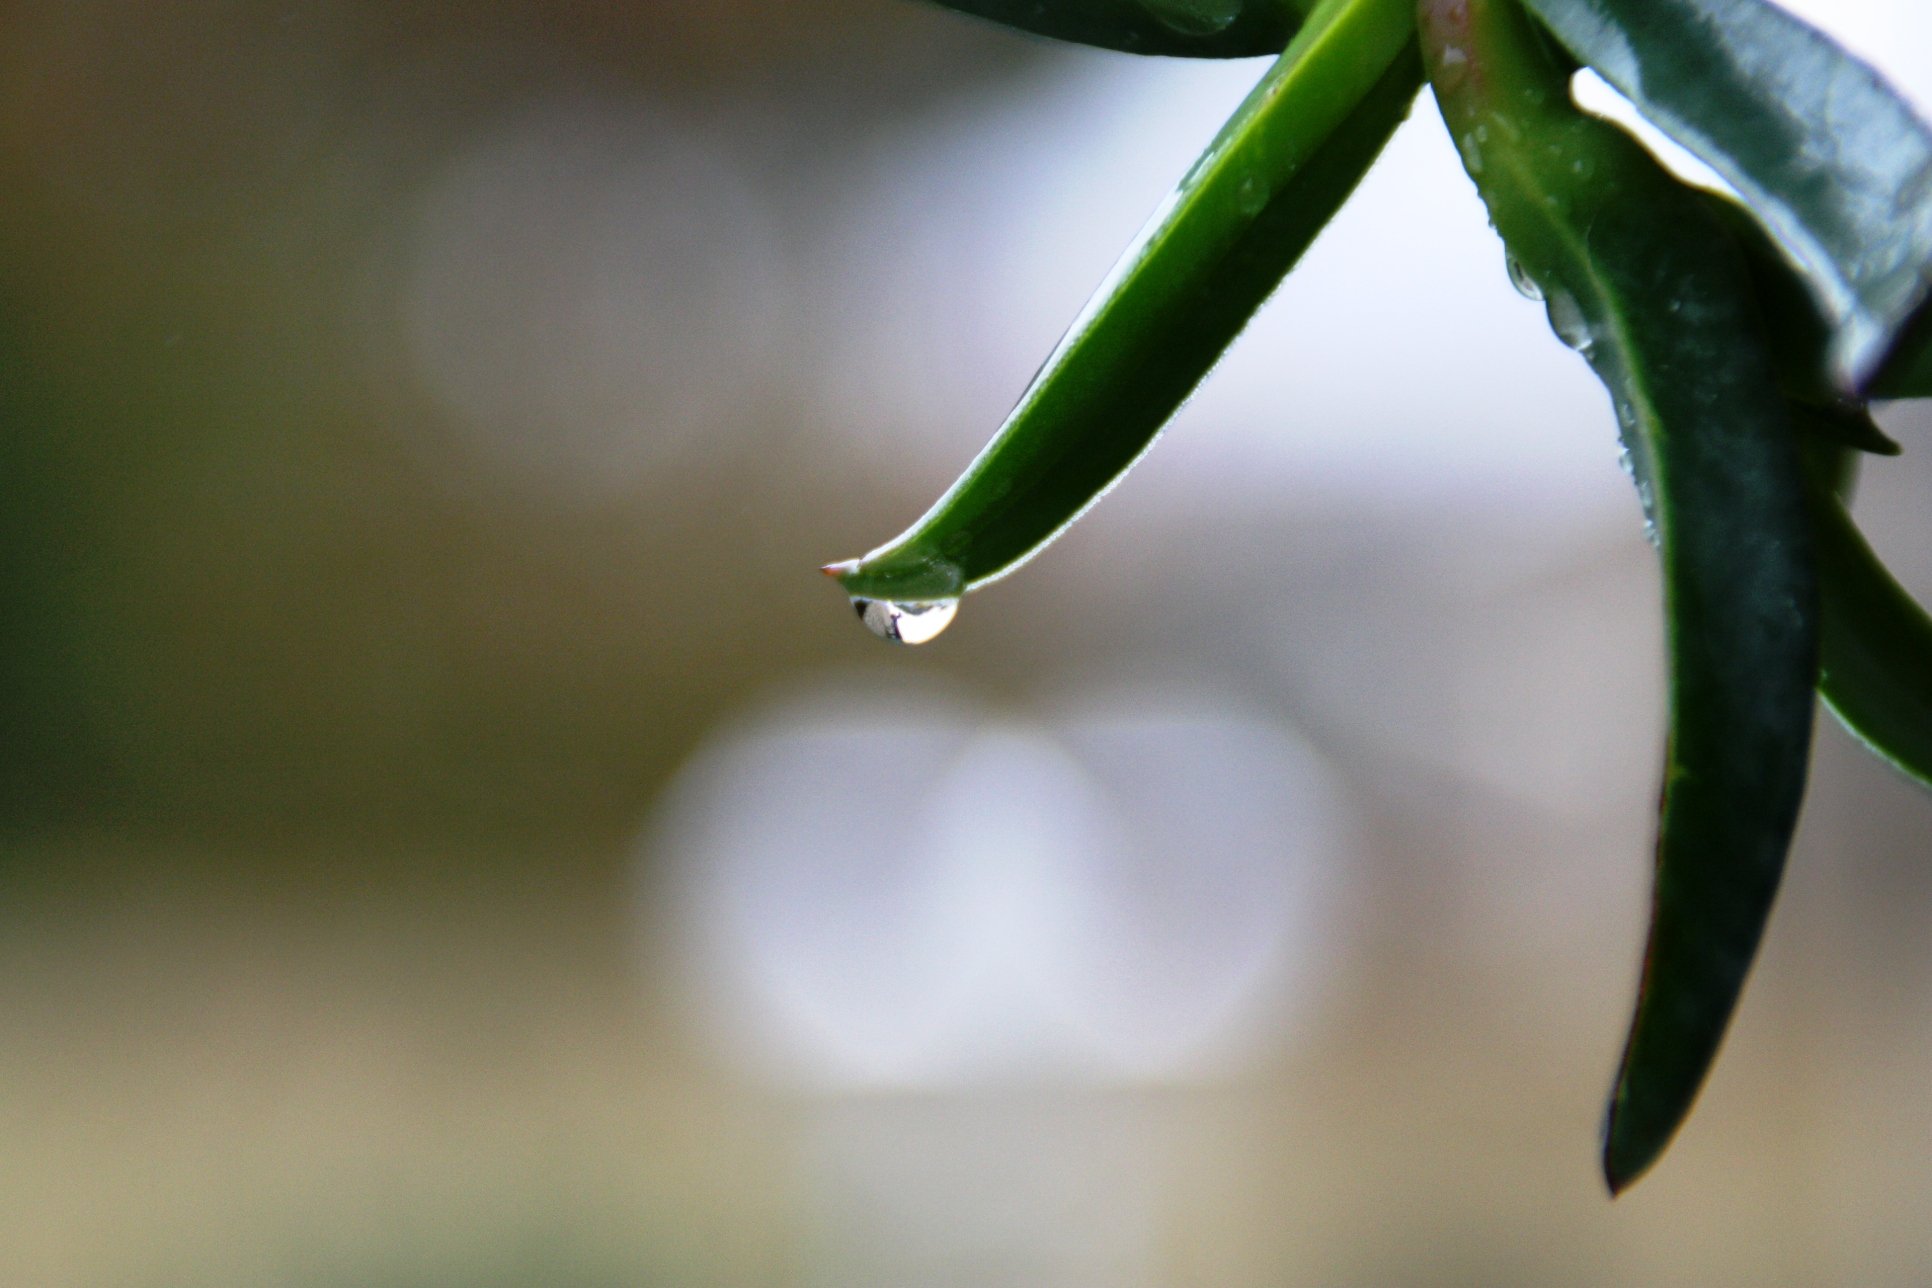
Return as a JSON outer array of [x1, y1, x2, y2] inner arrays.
[[831, 0, 1420, 601], [1422, 0, 1818, 1193]]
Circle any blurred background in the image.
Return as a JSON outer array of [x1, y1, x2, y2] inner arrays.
[[3, 1, 1931, 1283]]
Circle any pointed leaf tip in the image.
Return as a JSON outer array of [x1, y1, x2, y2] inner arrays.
[[833, 0, 1420, 602], [1601, 1109, 1664, 1197], [1427, 0, 1817, 1194]]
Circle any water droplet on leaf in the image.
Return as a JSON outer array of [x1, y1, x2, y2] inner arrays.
[[1235, 172, 1268, 217], [852, 597, 958, 645], [1456, 133, 1485, 175], [1506, 253, 1544, 301], [1545, 291, 1592, 352], [1615, 414, 1660, 548]]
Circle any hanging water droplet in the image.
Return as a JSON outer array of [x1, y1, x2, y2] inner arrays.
[[852, 597, 958, 645], [1545, 290, 1592, 352], [1506, 253, 1543, 301]]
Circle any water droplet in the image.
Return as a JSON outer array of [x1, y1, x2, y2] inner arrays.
[[1235, 172, 1268, 217], [1456, 133, 1485, 175], [1506, 253, 1543, 301], [1434, 45, 1469, 91], [1615, 411, 1660, 548], [1545, 290, 1592, 352], [1143, 0, 1242, 36], [852, 597, 958, 646]]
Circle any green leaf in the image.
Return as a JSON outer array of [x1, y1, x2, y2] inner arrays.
[[1422, 0, 1818, 1194], [1519, 0, 1932, 390], [1786, 401, 1899, 458], [926, 0, 1304, 57], [1808, 450, 1932, 790], [1868, 303, 1932, 399], [829, 0, 1421, 607], [1703, 193, 1901, 454]]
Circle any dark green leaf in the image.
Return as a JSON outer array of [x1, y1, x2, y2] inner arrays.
[[1808, 449, 1932, 790], [831, 0, 1420, 604], [926, 0, 1303, 57], [1422, 0, 1818, 1193], [1868, 303, 1932, 399], [1520, 0, 1932, 390], [1704, 193, 1901, 453], [1786, 401, 1899, 458]]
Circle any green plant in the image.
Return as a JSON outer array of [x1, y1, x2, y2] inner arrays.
[[825, 0, 1932, 1192]]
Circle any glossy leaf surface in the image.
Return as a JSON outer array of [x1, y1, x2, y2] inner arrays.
[[926, 0, 1303, 57], [1422, 0, 1818, 1194], [830, 0, 1421, 602], [1520, 0, 1932, 389]]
